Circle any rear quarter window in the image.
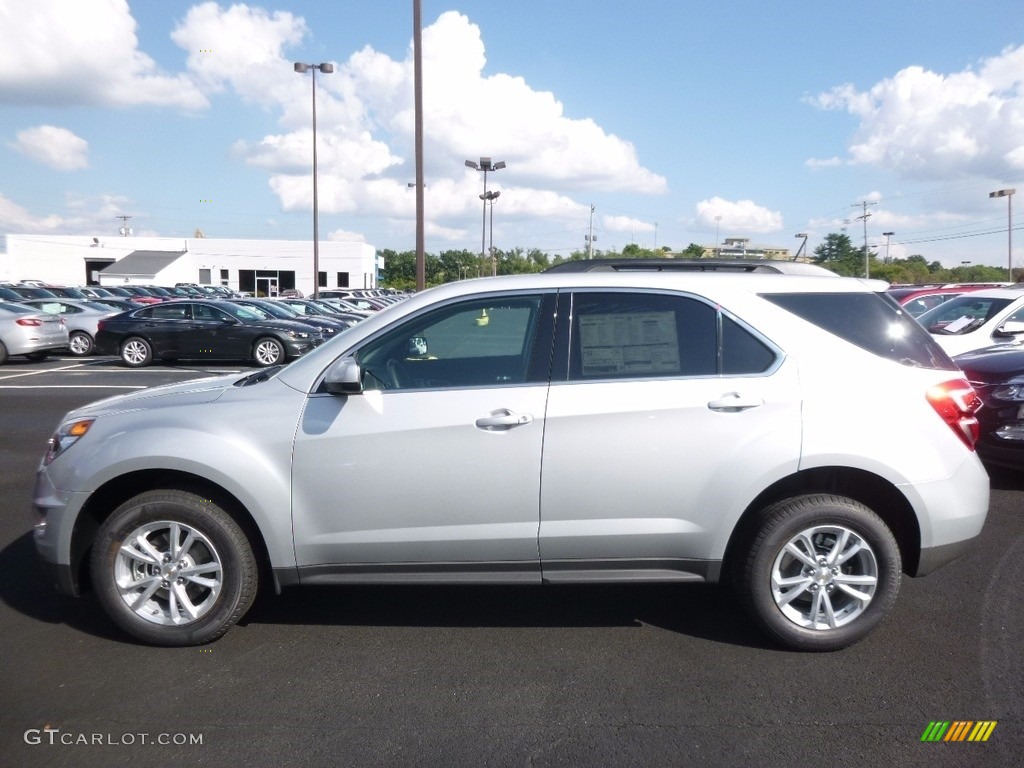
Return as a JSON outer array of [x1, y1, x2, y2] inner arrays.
[[762, 292, 957, 370]]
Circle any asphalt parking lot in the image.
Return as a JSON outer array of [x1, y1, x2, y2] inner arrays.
[[1, 355, 1021, 767]]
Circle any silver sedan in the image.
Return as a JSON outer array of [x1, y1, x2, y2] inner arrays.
[[0, 300, 68, 363], [17, 298, 120, 357]]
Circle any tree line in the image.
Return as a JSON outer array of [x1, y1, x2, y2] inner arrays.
[[377, 234, 1020, 290]]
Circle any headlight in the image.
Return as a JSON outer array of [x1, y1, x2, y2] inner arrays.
[[44, 418, 95, 465], [992, 377, 1024, 402], [286, 331, 310, 339]]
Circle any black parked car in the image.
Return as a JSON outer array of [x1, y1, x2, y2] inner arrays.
[[954, 344, 1024, 470], [228, 298, 353, 338], [95, 299, 324, 368]]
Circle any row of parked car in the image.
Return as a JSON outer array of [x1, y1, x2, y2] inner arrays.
[[887, 282, 1024, 473], [0, 280, 407, 367]]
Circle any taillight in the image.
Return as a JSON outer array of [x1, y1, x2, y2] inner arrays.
[[15, 318, 42, 327], [926, 378, 981, 450], [97, 320, 106, 331]]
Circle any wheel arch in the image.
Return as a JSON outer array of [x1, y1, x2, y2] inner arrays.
[[722, 466, 922, 583], [69, 469, 275, 598]]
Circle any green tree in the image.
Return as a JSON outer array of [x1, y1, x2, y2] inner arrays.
[[680, 243, 705, 259]]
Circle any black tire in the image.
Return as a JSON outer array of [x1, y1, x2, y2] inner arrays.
[[120, 336, 153, 368], [0, 340, 7, 365], [90, 490, 258, 646], [736, 494, 901, 652], [68, 330, 94, 357], [252, 336, 285, 367]]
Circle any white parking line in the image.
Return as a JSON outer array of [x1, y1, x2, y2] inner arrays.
[[0, 385, 148, 389]]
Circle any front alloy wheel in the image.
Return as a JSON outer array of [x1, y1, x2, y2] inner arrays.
[[738, 494, 901, 651], [91, 490, 257, 645]]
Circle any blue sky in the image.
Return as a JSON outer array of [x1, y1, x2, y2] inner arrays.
[[1, 0, 1022, 267]]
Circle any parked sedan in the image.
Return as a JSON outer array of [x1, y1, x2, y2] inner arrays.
[[18, 298, 119, 357], [95, 299, 324, 367], [917, 287, 1024, 356], [954, 344, 1024, 470], [0, 300, 68, 364], [229, 298, 354, 337]]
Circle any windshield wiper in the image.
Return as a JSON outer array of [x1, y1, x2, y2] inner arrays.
[[234, 365, 283, 387]]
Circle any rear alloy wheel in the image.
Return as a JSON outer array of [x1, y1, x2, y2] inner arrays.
[[90, 490, 258, 646], [738, 494, 901, 651], [120, 337, 153, 368], [68, 330, 94, 357], [253, 337, 285, 367]]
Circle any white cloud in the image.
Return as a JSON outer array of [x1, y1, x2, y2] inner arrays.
[[811, 45, 1024, 179], [11, 125, 89, 170], [191, 8, 665, 237], [326, 228, 366, 243], [0, 193, 65, 232], [603, 215, 654, 234], [805, 156, 843, 169], [0, 0, 206, 109], [695, 197, 783, 234]]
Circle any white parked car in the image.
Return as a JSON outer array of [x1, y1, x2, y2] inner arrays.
[[915, 287, 1024, 356], [34, 273, 989, 650]]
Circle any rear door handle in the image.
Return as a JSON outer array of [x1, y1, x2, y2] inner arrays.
[[707, 392, 764, 412], [475, 409, 534, 431]]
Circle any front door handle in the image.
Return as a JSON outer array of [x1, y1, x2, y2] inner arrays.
[[707, 392, 764, 412], [475, 409, 534, 431]]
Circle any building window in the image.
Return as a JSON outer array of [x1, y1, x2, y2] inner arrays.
[[318, 271, 327, 288], [220, 269, 229, 286], [337, 272, 350, 287], [198, 268, 212, 284]]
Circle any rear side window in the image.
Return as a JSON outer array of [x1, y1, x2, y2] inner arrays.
[[763, 292, 956, 370], [565, 292, 778, 381]]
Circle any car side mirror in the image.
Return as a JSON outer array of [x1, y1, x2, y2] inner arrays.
[[323, 356, 364, 395], [994, 320, 1024, 337]]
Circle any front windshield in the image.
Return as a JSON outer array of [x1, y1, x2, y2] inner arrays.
[[916, 295, 1013, 335]]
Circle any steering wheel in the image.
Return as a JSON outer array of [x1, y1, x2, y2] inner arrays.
[[386, 359, 410, 389]]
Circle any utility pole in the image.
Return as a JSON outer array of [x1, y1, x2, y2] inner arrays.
[[116, 215, 133, 236], [853, 201, 877, 278]]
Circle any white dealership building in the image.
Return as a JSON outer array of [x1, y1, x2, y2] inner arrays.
[[1, 234, 381, 297]]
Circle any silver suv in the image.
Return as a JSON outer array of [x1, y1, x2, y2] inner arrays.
[[33, 273, 989, 650]]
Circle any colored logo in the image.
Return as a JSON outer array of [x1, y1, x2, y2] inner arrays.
[[921, 721, 997, 742]]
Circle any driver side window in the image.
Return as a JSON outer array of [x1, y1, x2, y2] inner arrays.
[[357, 295, 547, 391]]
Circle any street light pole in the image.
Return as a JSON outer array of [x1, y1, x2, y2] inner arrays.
[[466, 157, 505, 276], [883, 231, 894, 264], [294, 61, 334, 298], [479, 190, 501, 276], [990, 189, 1016, 281]]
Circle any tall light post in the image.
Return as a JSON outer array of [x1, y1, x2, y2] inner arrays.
[[294, 61, 334, 298], [793, 232, 808, 261], [480, 190, 501, 276], [990, 188, 1016, 280], [714, 216, 722, 254], [466, 157, 505, 276], [883, 231, 894, 264]]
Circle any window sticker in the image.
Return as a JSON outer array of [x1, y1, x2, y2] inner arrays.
[[579, 311, 680, 376]]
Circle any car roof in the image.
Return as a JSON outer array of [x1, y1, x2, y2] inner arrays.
[[544, 258, 838, 276]]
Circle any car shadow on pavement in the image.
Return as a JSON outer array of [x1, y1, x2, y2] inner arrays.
[[241, 581, 775, 650], [2, 530, 770, 649], [0, 533, 126, 642]]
